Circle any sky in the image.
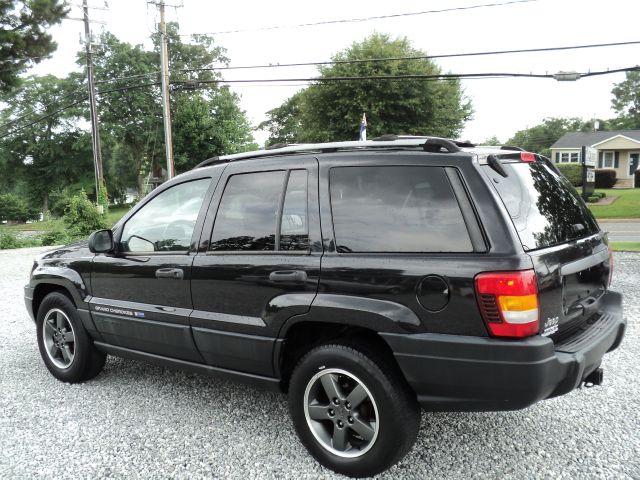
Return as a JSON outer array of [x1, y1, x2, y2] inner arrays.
[[29, 0, 640, 146]]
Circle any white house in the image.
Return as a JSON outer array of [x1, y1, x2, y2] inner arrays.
[[550, 130, 640, 188]]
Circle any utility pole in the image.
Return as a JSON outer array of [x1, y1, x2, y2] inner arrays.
[[82, 0, 104, 207], [158, 0, 175, 179]]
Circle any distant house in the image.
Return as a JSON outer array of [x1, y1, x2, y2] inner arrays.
[[550, 130, 640, 188]]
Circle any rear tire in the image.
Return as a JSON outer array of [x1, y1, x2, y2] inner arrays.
[[36, 292, 106, 383], [288, 343, 420, 477]]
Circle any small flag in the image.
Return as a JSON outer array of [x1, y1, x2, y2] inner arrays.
[[359, 113, 367, 141]]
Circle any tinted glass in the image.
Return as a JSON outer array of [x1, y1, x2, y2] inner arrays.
[[121, 179, 210, 252], [210, 171, 285, 251], [330, 166, 473, 253], [280, 170, 309, 251], [483, 161, 600, 251]]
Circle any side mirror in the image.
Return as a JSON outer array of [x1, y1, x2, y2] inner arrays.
[[88, 229, 114, 253]]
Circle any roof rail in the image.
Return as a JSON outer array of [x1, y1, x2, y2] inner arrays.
[[191, 136, 467, 170], [194, 156, 222, 169]]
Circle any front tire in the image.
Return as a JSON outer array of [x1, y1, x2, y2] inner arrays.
[[36, 292, 106, 383], [288, 343, 420, 477]]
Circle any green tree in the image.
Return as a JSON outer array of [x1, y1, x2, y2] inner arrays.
[[86, 25, 256, 185], [0, 0, 68, 92], [0, 191, 38, 221], [0, 75, 93, 212], [261, 33, 473, 145], [482, 135, 501, 146], [506, 117, 602, 157], [258, 92, 304, 146], [611, 70, 640, 129], [172, 87, 257, 170]]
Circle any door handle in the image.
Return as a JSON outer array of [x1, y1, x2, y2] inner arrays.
[[269, 270, 307, 284], [155, 268, 184, 280]]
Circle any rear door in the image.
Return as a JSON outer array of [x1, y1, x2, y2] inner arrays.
[[190, 157, 321, 377], [316, 155, 490, 337], [482, 158, 611, 340]]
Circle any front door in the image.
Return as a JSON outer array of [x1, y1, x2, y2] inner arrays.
[[90, 177, 213, 362], [629, 153, 639, 177], [190, 157, 321, 377]]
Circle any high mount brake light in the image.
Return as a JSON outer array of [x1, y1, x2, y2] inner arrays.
[[520, 152, 536, 162], [475, 270, 539, 338]]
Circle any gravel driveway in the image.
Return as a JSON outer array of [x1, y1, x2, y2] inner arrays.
[[1, 247, 639, 479]]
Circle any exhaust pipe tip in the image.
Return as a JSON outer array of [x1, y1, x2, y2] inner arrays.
[[583, 367, 604, 387]]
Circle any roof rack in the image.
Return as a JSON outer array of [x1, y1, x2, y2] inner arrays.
[[192, 136, 470, 169]]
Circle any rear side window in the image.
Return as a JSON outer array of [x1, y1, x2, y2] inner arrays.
[[482, 161, 600, 251], [210, 170, 309, 251], [329, 166, 473, 253]]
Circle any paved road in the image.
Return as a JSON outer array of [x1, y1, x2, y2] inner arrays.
[[598, 221, 640, 242], [1, 247, 639, 479]]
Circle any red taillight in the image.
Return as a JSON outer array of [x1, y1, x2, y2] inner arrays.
[[475, 270, 539, 338], [520, 152, 536, 162]]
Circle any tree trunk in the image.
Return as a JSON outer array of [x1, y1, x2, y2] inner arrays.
[[42, 193, 48, 216]]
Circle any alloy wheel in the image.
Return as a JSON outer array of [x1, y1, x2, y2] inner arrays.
[[303, 368, 379, 458], [42, 308, 76, 369]]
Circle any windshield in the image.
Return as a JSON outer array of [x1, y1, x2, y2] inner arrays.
[[482, 161, 600, 251]]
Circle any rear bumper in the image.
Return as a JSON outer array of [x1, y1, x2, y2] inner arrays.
[[381, 290, 625, 411]]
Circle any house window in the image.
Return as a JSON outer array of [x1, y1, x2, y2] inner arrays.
[[559, 152, 580, 163], [602, 152, 614, 168]]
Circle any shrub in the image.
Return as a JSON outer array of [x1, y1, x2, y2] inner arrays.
[[0, 230, 22, 249], [595, 169, 617, 188], [0, 230, 41, 249], [49, 189, 74, 218], [40, 228, 70, 246], [63, 190, 108, 238], [587, 196, 600, 203], [556, 163, 583, 187], [0, 192, 40, 222]]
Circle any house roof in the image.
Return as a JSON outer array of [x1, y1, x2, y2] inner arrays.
[[551, 130, 640, 148]]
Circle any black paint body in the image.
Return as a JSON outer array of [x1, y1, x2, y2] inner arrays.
[[24, 147, 626, 410]]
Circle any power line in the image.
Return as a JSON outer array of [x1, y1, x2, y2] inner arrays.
[[0, 98, 88, 139], [1, 82, 160, 138], [171, 66, 640, 86], [0, 88, 88, 131], [96, 81, 160, 94], [177, 40, 640, 74], [94, 71, 159, 85], [85, 41, 640, 87], [179, 0, 536, 36]]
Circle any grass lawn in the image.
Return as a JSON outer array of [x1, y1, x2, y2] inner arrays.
[[589, 188, 640, 219], [105, 205, 131, 226], [0, 205, 131, 234], [611, 242, 640, 252]]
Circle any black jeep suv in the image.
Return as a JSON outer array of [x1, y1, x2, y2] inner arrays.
[[25, 137, 625, 477]]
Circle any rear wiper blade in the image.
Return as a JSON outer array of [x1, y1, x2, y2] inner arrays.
[[487, 154, 508, 177]]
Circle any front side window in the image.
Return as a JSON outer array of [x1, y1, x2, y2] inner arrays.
[[210, 169, 309, 252], [121, 179, 210, 252], [329, 166, 473, 253]]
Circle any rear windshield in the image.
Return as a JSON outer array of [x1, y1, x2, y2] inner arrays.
[[482, 161, 600, 251]]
